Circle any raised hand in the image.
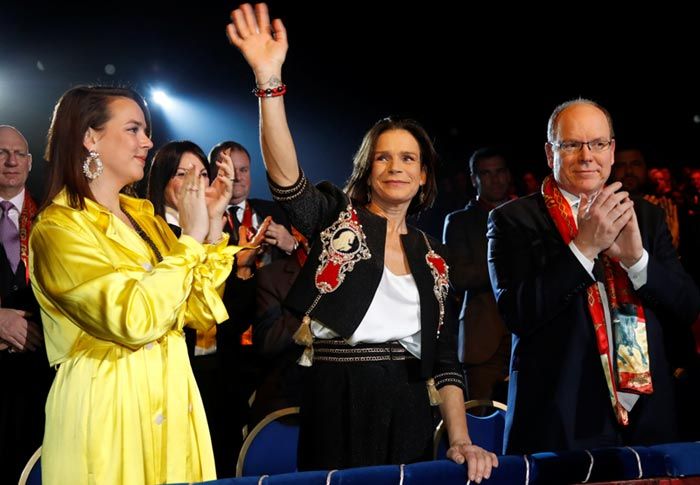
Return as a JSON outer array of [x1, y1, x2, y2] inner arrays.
[[205, 151, 235, 242], [226, 3, 288, 82], [574, 182, 633, 261], [234, 216, 272, 278], [177, 164, 209, 243], [644, 194, 680, 248]]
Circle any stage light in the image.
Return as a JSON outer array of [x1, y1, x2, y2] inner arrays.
[[152, 89, 173, 109]]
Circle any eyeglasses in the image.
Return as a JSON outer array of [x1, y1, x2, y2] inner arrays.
[[0, 148, 30, 163], [550, 139, 613, 154]]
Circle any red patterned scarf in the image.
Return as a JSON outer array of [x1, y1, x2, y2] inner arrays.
[[19, 192, 38, 284], [542, 175, 653, 426]]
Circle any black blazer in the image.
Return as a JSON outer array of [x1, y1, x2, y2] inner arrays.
[[271, 177, 464, 389], [218, 198, 292, 354], [488, 193, 700, 454], [444, 199, 509, 364], [250, 255, 305, 425]]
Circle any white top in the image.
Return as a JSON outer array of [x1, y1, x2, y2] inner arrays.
[[311, 265, 423, 358], [164, 206, 180, 227]]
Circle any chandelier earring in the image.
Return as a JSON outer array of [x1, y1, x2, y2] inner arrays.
[[83, 150, 104, 180]]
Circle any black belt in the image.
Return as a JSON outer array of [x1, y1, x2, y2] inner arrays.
[[313, 338, 415, 363]]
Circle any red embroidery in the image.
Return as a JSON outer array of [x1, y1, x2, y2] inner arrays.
[[314, 207, 371, 294], [423, 234, 449, 337], [19, 192, 37, 285]]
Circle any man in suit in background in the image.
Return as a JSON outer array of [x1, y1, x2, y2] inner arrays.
[[487, 100, 700, 454], [443, 147, 512, 402], [0, 125, 53, 483], [203, 140, 297, 475]]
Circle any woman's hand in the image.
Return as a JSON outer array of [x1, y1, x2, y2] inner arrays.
[[226, 3, 287, 82], [205, 151, 235, 242], [177, 164, 209, 243], [235, 216, 272, 278], [446, 441, 498, 484], [263, 220, 296, 253]]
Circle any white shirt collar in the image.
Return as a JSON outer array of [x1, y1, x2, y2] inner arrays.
[[164, 205, 180, 226], [558, 186, 580, 210], [0, 188, 25, 213], [227, 200, 248, 221], [231, 200, 247, 212]]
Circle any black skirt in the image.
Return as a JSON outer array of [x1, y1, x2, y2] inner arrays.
[[297, 348, 434, 471]]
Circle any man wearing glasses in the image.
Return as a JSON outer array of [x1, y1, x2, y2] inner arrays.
[[0, 125, 53, 483], [487, 100, 700, 454]]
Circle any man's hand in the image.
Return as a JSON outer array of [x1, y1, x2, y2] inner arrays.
[[573, 182, 633, 261], [0, 308, 43, 352], [604, 206, 644, 267], [264, 220, 296, 253]]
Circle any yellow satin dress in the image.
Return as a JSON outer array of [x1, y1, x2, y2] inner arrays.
[[29, 190, 239, 485]]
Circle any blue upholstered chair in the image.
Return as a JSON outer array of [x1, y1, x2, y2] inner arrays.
[[18, 446, 42, 485], [649, 441, 700, 477], [236, 407, 300, 477], [331, 464, 401, 485], [433, 399, 507, 458]]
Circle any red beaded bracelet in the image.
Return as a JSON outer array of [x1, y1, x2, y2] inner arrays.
[[252, 84, 287, 98]]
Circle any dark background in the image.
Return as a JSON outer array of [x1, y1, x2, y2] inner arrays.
[[2, 1, 699, 214]]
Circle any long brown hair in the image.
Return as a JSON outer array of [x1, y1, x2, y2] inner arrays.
[[42, 86, 151, 211], [344, 117, 438, 215], [146, 141, 210, 218]]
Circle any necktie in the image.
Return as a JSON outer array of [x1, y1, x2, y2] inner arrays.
[[592, 258, 606, 282], [0, 201, 20, 273], [227, 205, 241, 244]]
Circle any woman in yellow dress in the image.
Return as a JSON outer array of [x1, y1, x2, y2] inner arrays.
[[29, 86, 245, 484]]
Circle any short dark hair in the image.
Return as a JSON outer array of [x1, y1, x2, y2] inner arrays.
[[208, 140, 250, 177], [547, 98, 615, 143], [43, 85, 151, 210], [469, 147, 507, 176], [344, 117, 438, 215], [146, 140, 210, 218]]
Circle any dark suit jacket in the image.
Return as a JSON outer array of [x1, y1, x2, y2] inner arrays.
[[444, 199, 508, 364], [488, 193, 700, 455], [250, 255, 305, 425], [1, 235, 54, 483], [178, 198, 292, 357], [218, 198, 292, 352]]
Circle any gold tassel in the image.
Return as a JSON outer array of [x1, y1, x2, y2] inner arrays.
[[293, 315, 314, 346], [297, 345, 314, 367], [426, 378, 442, 406], [293, 315, 314, 367]]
